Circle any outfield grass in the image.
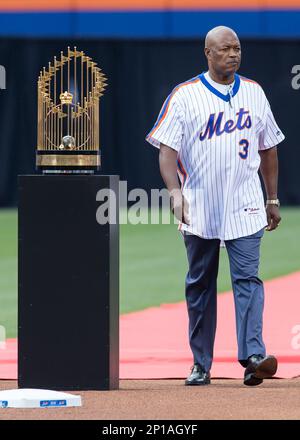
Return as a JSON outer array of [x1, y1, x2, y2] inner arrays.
[[1, 208, 299, 338]]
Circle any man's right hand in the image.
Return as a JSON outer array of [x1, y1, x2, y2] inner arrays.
[[171, 190, 190, 225], [158, 144, 190, 225]]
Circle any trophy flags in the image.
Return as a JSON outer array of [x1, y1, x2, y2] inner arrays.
[[36, 47, 107, 174]]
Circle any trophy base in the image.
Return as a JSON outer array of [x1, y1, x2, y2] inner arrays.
[[36, 150, 100, 174], [42, 169, 96, 175]]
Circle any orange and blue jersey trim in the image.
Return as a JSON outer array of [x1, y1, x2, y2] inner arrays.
[[147, 76, 200, 140], [199, 72, 241, 102], [147, 93, 173, 140], [177, 157, 188, 189], [240, 75, 260, 85]]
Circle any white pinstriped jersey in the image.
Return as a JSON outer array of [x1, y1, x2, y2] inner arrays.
[[146, 71, 285, 240]]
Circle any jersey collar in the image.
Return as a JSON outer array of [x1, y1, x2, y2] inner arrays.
[[199, 72, 240, 102]]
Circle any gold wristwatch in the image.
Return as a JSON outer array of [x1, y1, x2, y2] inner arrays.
[[266, 199, 280, 207]]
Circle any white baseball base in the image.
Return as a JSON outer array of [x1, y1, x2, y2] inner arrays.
[[0, 388, 82, 408]]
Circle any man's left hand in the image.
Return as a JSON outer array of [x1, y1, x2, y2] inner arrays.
[[265, 205, 281, 231]]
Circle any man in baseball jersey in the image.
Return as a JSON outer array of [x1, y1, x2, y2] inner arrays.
[[146, 26, 285, 386]]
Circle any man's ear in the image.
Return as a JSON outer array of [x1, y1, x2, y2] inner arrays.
[[204, 47, 210, 61]]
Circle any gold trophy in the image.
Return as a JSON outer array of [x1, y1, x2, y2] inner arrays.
[[36, 47, 107, 173]]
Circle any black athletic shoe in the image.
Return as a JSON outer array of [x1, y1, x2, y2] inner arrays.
[[244, 354, 278, 386], [185, 364, 211, 386]]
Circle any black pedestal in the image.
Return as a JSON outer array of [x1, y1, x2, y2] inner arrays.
[[18, 175, 119, 390]]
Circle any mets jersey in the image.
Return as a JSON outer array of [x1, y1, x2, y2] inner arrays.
[[146, 72, 285, 240]]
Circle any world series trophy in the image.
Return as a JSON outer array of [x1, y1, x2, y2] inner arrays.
[[36, 47, 107, 173]]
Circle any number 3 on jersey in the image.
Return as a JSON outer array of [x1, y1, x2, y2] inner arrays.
[[239, 138, 249, 159]]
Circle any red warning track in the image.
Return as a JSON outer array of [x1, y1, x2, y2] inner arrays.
[[1, 271, 300, 380]]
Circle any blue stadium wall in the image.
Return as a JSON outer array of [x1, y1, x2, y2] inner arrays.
[[1, 1, 300, 38]]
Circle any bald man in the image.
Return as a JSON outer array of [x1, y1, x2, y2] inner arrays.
[[146, 26, 285, 386]]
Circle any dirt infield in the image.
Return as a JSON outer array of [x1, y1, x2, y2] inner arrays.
[[0, 378, 300, 420]]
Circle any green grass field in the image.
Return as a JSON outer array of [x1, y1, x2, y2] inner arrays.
[[1, 208, 300, 338]]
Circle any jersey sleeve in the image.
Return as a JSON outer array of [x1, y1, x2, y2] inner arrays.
[[258, 93, 285, 151], [145, 92, 184, 152]]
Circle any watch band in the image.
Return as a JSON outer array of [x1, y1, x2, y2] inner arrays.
[[266, 199, 280, 207]]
